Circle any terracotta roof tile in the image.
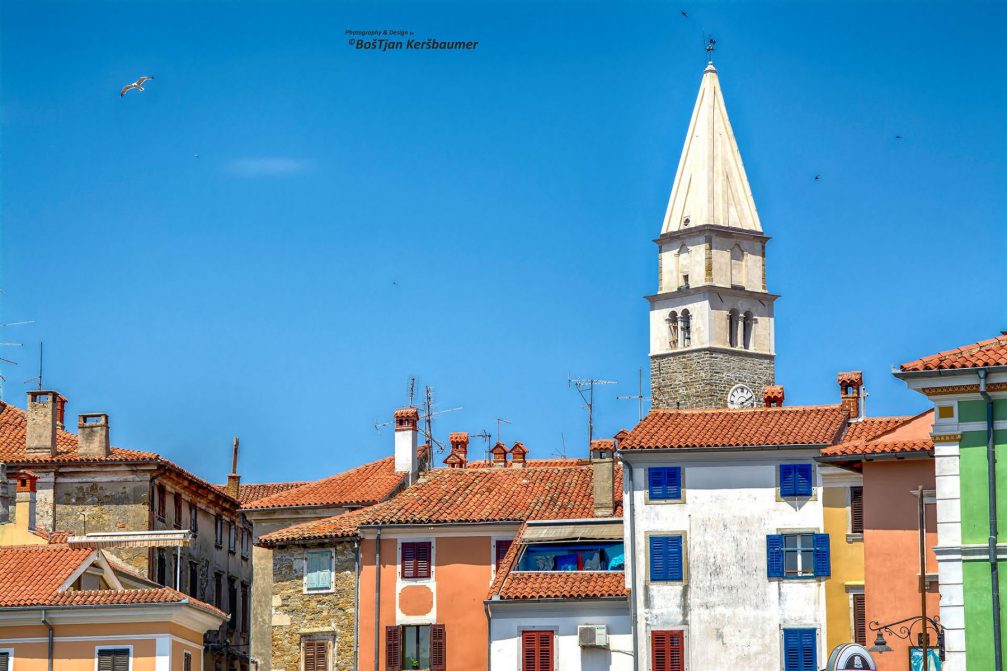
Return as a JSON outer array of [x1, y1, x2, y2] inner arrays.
[[214, 481, 310, 504], [621, 405, 848, 450], [495, 572, 628, 600], [258, 461, 622, 546], [241, 457, 404, 510], [821, 410, 934, 458], [900, 335, 1007, 372]]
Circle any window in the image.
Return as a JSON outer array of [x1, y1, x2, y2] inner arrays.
[[742, 311, 754, 350], [680, 310, 691, 347], [228, 521, 236, 554], [779, 464, 813, 498], [302, 639, 328, 671], [521, 631, 553, 671], [517, 542, 623, 572], [385, 625, 445, 671], [494, 540, 512, 568], [305, 550, 333, 592], [188, 561, 199, 598], [649, 535, 684, 582], [651, 630, 684, 671], [183, 652, 192, 671], [0, 650, 10, 671], [666, 311, 679, 349], [156, 486, 166, 522], [156, 550, 166, 586], [190, 505, 199, 536], [728, 309, 740, 348], [215, 516, 223, 548], [852, 593, 866, 646], [241, 582, 250, 633], [782, 629, 817, 671], [647, 467, 682, 501], [213, 572, 223, 609], [173, 494, 182, 529], [730, 244, 744, 287], [767, 533, 830, 579], [401, 542, 432, 579], [850, 486, 864, 534], [96, 649, 130, 671], [241, 528, 250, 558], [227, 578, 237, 630]]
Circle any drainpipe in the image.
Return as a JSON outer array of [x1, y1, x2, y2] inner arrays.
[[484, 602, 492, 671], [42, 609, 54, 671], [353, 539, 360, 671], [624, 461, 640, 670], [374, 523, 380, 671], [979, 368, 1003, 671]]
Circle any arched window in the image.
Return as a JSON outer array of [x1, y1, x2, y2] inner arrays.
[[676, 244, 690, 289], [681, 310, 691, 348], [743, 311, 754, 350], [666, 311, 679, 349], [728, 309, 740, 348], [730, 245, 745, 287]]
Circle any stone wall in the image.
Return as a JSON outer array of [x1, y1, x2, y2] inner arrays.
[[271, 543, 356, 671], [650, 348, 774, 409]]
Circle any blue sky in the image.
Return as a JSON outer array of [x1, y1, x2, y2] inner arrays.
[[2, 1, 1004, 485]]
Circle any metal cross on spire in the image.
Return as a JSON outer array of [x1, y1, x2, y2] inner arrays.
[[705, 35, 717, 63]]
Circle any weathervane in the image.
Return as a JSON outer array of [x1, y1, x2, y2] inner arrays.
[[705, 35, 716, 63]]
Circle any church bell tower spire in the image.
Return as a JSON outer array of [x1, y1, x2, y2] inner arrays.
[[648, 64, 778, 409]]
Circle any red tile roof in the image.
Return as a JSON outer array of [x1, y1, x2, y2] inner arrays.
[[241, 457, 404, 511], [0, 403, 238, 507], [0, 545, 224, 618], [620, 405, 849, 450], [821, 410, 934, 458], [900, 335, 1007, 372], [214, 481, 310, 505], [258, 460, 622, 546], [841, 417, 911, 442]]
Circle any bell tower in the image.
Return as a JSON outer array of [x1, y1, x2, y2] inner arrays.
[[648, 63, 777, 409]]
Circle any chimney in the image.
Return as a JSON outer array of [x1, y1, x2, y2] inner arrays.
[[590, 440, 615, 517], [444, 449, 465, 469], [510, 442, 528, 468], [763, 385, 785, 408], [393, 407, 420, 482], [490, 442, 509, 467], [837, 371, 864, 420], [78, 413, 111, 458], [26, 391, 63, 457], [226, 436, 241, 499], [15, 470, 38, 532]]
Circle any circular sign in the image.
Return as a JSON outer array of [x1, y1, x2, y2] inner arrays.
[[827, 644, 877, 671]]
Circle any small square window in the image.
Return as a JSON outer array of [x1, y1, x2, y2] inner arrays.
[[780, 464, 813, 498], [647, 467, 682, 501], [401, 542, 432, 579], [305, 550, 333, 592]]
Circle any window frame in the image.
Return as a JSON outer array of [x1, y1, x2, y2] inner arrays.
[[94, 646, 133, 671], [849, 486, 864, 536], [778, 463, 815, 499], [303, 549, 335, 594], [767, 531, 830, 580], [646, 466, 684, 503], [781, 628, 818, 671], [782, 533, 816, 578], [301, 637, 330, 671], [241, 527, 250, 559], [183, 652, 192, 671], [400, 541, 433, 581], [214, 516, 223, 549], [0, 647, 13, 671], [520, 628, 556, 671], [189, 504, 199, 536], [155, 486, 166, 522], [650, 630, 685, 671], [647, 532, 686, 584], [228, 521, 236, 554], [851, 592, 866, 646], [173, 493, 182, 529]]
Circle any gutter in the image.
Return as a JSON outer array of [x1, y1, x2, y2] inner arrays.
[[623, 461, 640, 670], [353, 539, 360, 671], [816, 451, 933, 464], [484, 601, 492, 671], [42, 609, 53, 671], [979, 368, 1004, 671], [372, 526, 382, 671], [894, 365, 1007, 381], [618, 443, 828, 455]]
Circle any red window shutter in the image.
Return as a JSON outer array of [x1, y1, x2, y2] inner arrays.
[[430, 624, 446, 671], [416, 542, 431, 578], [304, 641, 316, 671], [850, 486, 864, 534], [385, 626, 402, 671], [853, 594, 867, 645], [651, 630, 684, 671], [401, 542, 431, 579], [315, 641, 327, 671], [521, 631, 553, 671], [495, 540, 513, 567]]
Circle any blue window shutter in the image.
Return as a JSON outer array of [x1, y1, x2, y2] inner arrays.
[[648, 468, 664, 499], [767, 534, 784, 578], [800, 630, 816, 670], [795, 464, 813, 496], [668, 536, 683, 581], [813, 533, 831, 577], [650, 536, 666, 580], [648, 467, 682, 500], [306, 553, 321, 589], [783, 630, 800, 671], [667, 468, 681, 499], [779, 465, 796, 497]]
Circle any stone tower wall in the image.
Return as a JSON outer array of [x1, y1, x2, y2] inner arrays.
[[650, 349, 775, 409]]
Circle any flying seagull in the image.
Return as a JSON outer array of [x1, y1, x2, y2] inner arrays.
[[120, 76, 154, 97], [814, 175, 821, 181], [681, 10, 688, 17]]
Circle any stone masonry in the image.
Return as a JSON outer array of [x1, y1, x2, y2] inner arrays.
[[651, 348, 775, 409], [271, 543, 356, 671]]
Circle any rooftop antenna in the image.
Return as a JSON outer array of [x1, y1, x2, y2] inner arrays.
[[617, 368, 650, 421], [471, 430, 492, 462], [407, 376, 416, 407], [0, 318, 34, 402], [569, 375, 617, 447], [495, 417, 512, 445], [552, 432, 568, 460], [23, 341, 44, 390]]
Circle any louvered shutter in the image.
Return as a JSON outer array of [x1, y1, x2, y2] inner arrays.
[[852, 594, 867, 645], [521, 631, 553, 671], [401, 543, 416, 578], [648, 467, 681, 500], [314, 641, 328, 671], [767, 534, 784, 578], [0, 653, 8, 671], [667, 536, 683, 581], [795, 464, 813, 496], [495, 540, 512, 567], [430, 624, 446, 671], [648, 468, 666, 498], [813, 533, 831, 577], [651, 631, 684, 671], [783, 629, 816, 671], [98, 651, 113, 671], [538, 632, 553, 671], [304, 640, 317, 671], [800, 630, 816, 670], [850, 486, 864, 534], [650, 536, 667, 580], [99, 650, 129, 671], [416, 542, 431, 578], [385, 626, 402, 671], [780, 465, 796, 497]]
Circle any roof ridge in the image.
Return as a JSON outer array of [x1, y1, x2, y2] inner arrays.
[[649, 403, 842, 414]]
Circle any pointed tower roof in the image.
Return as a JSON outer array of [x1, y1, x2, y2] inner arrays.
[[661, 64, 762, 235]]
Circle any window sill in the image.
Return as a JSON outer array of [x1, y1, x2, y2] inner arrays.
[[303, 588, 335, 595], [846, 533, 864, 543]]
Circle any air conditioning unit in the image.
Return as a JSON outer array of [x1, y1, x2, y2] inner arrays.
[[578, 624, 608, 648]]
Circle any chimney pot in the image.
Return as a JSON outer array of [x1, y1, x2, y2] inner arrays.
[[393, 407, 419, 482], [510, 442, 528, 468], [225, 437, 241, 498], [490, 442, 509, 467], [837, 371, 864, 420], [590, 440, 615, 517], [14, 470, 38, 532], [26, 391, 64, 457], [444, 449, 465, 469], [77, 413, 111, 458], [762, 385, 785, 408]]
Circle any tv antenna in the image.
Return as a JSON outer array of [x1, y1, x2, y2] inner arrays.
[[495, 417, 512, 445], [0, 318, 34, 402], [23, 342, 44, 391], [568, 375, 617, 447], [617, 368, 651, 421]]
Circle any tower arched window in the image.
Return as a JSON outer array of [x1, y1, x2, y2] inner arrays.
[[730, 244, 745, 288], [728, 309, 740, 348], [681, 310, 691, 348], [667, 311, 679, 350], [676, 244, 690, 289], [743, 311, 754, 350]]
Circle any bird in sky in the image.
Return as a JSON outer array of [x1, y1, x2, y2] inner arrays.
[[814, 175, 821, 181], [895, 134, 903, 139], [120, 76, 154, 97], [680, 10, 688, 17]]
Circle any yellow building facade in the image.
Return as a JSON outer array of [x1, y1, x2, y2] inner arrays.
[[821, 465, 866, 651]]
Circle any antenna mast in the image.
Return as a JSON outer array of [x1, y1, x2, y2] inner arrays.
[[617, 368, 651, 421], [569, 375, 617, 447]]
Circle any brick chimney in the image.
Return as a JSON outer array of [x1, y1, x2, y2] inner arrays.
[[26, 391, 65, 457], [837, 371, 864, 420], [590, 439, 615, 517], [510, 442, 528, 468], [226, 436, 241, 498], [77, 413, 111, 458], [449, 433, 469, 462], [394, 407, 420, 483], [763, 385, 785, 408], [490, 442, 509, 467], [444, 449, 465, 469], [15, 470, 38, 532]]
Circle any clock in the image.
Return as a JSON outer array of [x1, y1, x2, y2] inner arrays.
[[727, 384, 755, 409]]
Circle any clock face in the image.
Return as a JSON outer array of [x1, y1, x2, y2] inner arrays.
[[727, 384, 755, 409]]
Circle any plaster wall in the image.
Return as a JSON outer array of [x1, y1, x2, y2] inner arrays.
[[820, 470, 864, 652]]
